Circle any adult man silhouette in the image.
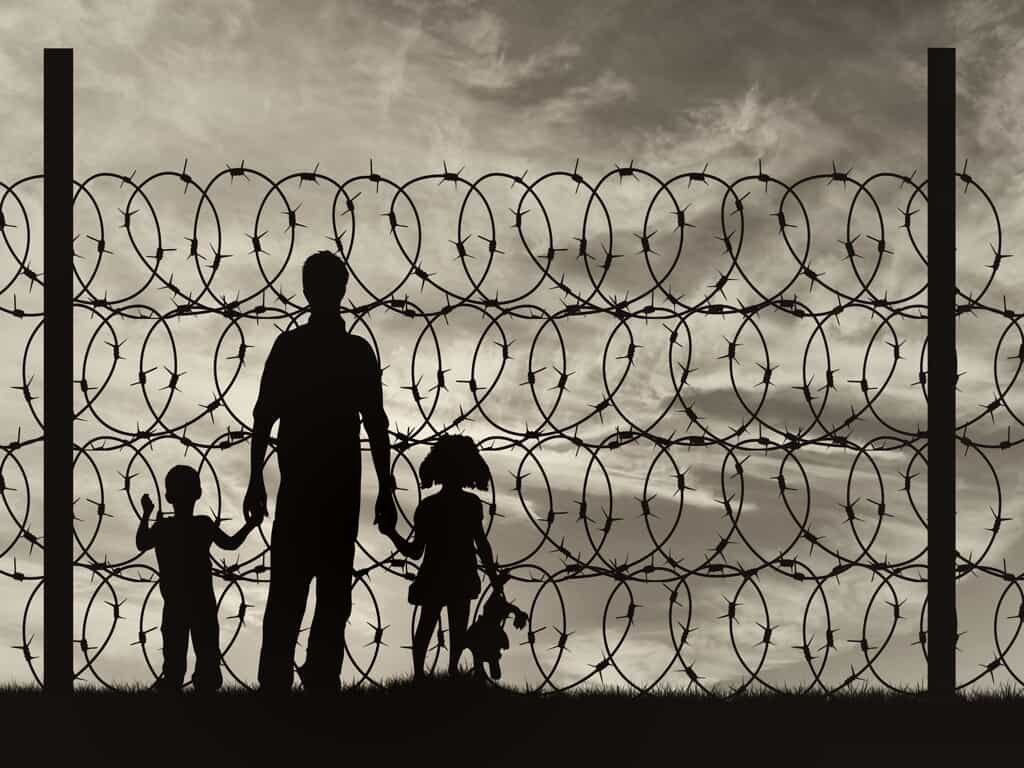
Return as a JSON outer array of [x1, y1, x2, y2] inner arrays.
[[245, 250, 397, 692]]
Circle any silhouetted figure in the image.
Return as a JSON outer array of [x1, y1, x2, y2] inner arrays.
[[384, 435, 498, 679], [136, 465, 257, 692], [465, 571, 528, 680], [245, 250, 396, 692]]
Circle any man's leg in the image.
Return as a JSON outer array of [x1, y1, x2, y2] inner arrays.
[[303, 519, 356, 691], [258, 519, 313, 692], [159, 603, 187, 691]]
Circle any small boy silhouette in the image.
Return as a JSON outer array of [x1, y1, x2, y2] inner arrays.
[[464, 571, 528, 680], [136, 464, 258, 692], [382, 435, 498, 679]]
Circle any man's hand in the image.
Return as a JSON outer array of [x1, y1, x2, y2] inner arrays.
[[140, 493, 154, 517], [374, 491, 397, 534], [244, 478, 268, 523]]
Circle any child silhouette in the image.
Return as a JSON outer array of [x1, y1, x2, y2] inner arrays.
[[136, 464, 258, 692], [465, 571, 528, 681], [382, 435, 498, 680]]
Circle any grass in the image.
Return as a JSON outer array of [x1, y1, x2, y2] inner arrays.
[[3, 677, 1024, 765]]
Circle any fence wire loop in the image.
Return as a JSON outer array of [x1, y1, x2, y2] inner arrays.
[[0, 160, 1016, 695]]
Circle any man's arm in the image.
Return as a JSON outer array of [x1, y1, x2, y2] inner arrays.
[[356, 337, 396, 531], [245, 336, 284, 522], [245, 419, 270, 521]]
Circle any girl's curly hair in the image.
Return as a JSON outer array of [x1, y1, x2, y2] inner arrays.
[[418, 434, 490, 491]]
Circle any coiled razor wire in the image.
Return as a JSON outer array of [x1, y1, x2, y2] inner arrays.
[[0, 159, 1021, 696]]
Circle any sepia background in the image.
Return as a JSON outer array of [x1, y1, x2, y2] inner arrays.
[[2, 0, 1024, 692]]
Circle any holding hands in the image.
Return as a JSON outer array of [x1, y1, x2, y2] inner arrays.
[[243, 477, 267, 525], [375, 499, 397, 536], [374, 479, 397, 535]]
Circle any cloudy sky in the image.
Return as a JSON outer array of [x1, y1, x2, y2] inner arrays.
[[3, 0, 1024, 693]]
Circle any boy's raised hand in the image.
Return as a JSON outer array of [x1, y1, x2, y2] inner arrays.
[[140, 493, 154, 516]]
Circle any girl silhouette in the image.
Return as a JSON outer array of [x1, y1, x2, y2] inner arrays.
[[384, 434, 498, 679]]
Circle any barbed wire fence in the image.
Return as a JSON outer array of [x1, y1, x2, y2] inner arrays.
[[1, 157, 1021, 696]]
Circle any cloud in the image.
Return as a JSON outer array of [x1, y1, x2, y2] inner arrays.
[[637, 82, 856, 180]]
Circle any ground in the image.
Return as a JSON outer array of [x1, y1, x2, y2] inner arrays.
[[3, 678, 1023, 766]]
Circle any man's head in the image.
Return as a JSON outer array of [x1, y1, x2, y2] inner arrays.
[[164, 464, 202, 514], [302, 250, 349, 312]]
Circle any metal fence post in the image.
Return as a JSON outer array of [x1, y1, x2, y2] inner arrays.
[[44, 47, 73, 694], [927, 46, 956, 698]]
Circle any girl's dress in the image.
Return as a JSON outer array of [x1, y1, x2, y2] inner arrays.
[[408, 489, 483, 605]]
